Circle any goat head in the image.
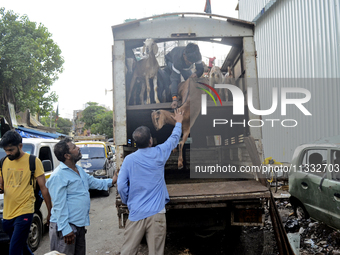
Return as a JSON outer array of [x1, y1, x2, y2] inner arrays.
[[143, 38, 158, 55], [151, 110, 162, 131]]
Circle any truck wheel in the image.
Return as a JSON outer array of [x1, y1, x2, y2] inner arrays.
[[27, 213, 42, 252], [194, 230, 216, 238], [102, 189, 110, 197]]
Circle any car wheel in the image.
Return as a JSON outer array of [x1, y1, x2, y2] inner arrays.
[[295, 205, 309, 220], [27, 213, 42, 252]]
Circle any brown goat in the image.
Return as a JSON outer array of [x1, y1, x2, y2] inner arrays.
[[151, 77, 208, 169], [127, 38, 160, 105]]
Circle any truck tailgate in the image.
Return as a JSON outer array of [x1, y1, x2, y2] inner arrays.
[[167, 180, 270, 204]]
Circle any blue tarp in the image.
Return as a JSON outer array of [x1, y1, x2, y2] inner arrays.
[[15, 126, 61, 139]]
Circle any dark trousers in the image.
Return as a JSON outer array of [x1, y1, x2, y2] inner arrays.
[[2, 213, 34, 255]]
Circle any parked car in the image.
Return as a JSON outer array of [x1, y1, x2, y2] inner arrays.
[[75, 141, 115, 196], [0, 138, 59, 251], [289, 139, 340, 229]]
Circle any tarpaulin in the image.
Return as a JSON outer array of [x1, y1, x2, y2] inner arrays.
[[15, 126, 62, 139]]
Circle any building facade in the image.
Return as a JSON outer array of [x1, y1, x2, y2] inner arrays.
[[239, 0, 340, 162]]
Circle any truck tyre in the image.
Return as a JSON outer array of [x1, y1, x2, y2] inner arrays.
[[27, 213, 42, 252], [102, 188, 110, 197]]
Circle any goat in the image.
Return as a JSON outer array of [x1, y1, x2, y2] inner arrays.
[[127, 38, 160, 105], [209, 65, 228, 101], [151, 77, 208, 169], [209, 65, 224, 87], [221, 66, 235, 101]]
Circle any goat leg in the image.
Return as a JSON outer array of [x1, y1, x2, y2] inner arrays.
[[128, 73, 137, 105], [140, 80, 146, 105], [153, 76, 160, 104], [178, 124, 190, 169], [146, 77, 151, 104]]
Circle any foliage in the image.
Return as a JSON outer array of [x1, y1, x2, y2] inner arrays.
[[40, 113, 73, 135], [90, 111, 113, 138], [0, 8, 64, 124], [55, 117, 72, 135], [39, 115, 50, 127], [80, 102, 106, 130]]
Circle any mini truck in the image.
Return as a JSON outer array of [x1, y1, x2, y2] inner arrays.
[[112, 13, 270, 234]]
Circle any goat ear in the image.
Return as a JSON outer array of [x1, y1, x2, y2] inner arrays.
[[152, 43, 158, 55]]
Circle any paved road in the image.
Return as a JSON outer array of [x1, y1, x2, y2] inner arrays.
[[35, 186, 124, 255]]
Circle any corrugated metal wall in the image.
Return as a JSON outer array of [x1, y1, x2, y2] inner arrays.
[[239, 0, 340, 162], [239, 0, 273, 21]]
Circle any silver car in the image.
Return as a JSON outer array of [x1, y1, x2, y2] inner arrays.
[[289, 140, 340, 229]]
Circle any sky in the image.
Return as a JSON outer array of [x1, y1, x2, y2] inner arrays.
[[1, 0, 239, 119]]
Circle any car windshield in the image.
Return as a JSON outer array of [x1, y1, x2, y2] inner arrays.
[[22, 144, 34, 155], [0, 144, 34, 158], [79, 145, 105, 159]]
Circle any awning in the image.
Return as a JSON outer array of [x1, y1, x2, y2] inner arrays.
[[15, 126, 62, 139]]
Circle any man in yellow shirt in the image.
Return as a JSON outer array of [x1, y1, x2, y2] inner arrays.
[[0, 130, 52, 255]]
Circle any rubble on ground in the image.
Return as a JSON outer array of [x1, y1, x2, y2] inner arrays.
[[276, 198, 340, 255]]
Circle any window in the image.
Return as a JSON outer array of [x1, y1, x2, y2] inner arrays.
[[22, 144, 34, 155], [39, 146, 54, 171], [0, 148, 6, 159], [331, 150, 340, 181], [300, 149, 327, 177], [79, 147, 105, 159]]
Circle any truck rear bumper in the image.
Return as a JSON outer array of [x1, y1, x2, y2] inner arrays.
[[116, 180, 269, 229]]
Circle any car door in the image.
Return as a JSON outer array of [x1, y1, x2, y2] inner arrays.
[[319, 149, 340, 229], [292, 148, 328, 219]]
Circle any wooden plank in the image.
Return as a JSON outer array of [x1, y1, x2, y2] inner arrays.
[[168, 192, 270, 204], [167, 180, 268, 197]]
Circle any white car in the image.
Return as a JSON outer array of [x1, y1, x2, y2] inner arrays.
[[0, 138, 59, 252]]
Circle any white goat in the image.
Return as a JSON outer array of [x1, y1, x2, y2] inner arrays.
[[209, 66, 226, 101], [222, 66, 235, 101], [127, 38, 160, 105], [209, 65, 224, 87]]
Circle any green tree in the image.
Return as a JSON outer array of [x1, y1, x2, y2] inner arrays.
[[39, 115, 51, 127], [81, 102, 106, 129], [55, 117, 72, 135], [40, 114, 73, 135], [0, 8, 64, 125], [90, 111, 113, 137]]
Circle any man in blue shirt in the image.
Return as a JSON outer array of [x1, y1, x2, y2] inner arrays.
[[118, 109, 183, 255], [46, 138, 117, 255]]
